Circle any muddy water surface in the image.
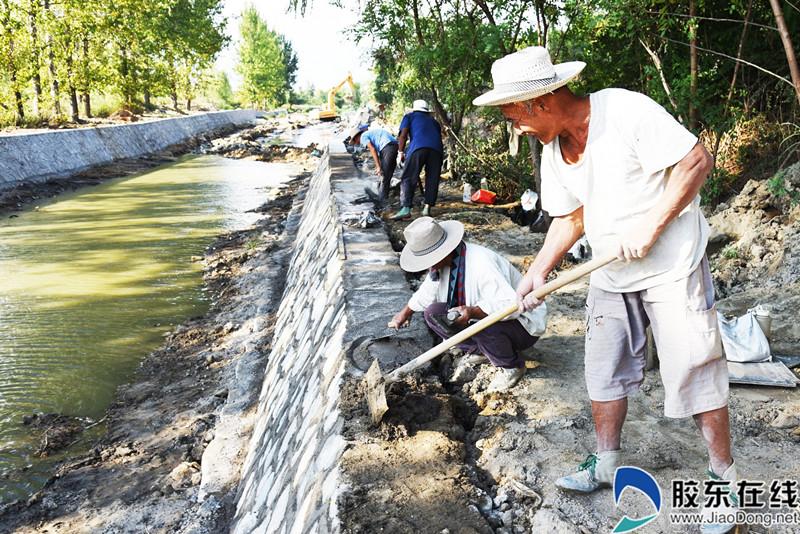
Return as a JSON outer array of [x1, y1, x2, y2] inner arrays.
[[0, 155, 296, 502]]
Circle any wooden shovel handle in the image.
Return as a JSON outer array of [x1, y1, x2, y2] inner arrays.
[[385, 253, 618, 383]]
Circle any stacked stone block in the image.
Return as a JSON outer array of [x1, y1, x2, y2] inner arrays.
[[231, 151, 348, 534], [231, 142, 426, 533]]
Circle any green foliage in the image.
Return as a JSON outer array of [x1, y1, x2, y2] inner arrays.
[[279, 36, 299, 103], [780, 122, 800, 168], [450, 110, 534, 200], [702, 167, 732, 205], [767, 168, 800, 206], [722, 245, 739, 260], [291, 84, 325, 105], [0, 0, 228, 125], [346, 0, 798, 200], [236, 7, 296, 109], [209, 71, 238, 109]]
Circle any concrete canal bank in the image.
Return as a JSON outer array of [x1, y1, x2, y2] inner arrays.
[[0, 110, 260, 191]]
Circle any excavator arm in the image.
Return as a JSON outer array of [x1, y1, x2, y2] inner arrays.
[[319, 73, 356, 121]]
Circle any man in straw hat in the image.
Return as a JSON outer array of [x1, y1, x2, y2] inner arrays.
[[474, 46, 735, 533], [391, 99, 444, 220], [388, 217, 547, 392]]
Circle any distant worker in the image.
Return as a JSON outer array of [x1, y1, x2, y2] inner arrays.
[[392, 99, 444, 220], [348, 124, 399, 207], [388, 217, 547, 392]]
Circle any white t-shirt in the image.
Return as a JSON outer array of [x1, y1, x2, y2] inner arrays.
[[541, 88, 707, 292]]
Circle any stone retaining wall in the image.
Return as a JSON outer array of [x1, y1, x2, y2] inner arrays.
[[0, 110, 259, 190], [230, 144, 425, 533]]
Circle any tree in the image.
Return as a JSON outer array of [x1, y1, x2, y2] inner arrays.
[[236, 6, 286, 109], [769, 0, 800, 105], [279, 35, 298, 104], [210, 71, 237, 109], [0, 0, 27, 124]]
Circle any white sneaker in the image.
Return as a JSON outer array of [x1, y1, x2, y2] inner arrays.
[[701, 461, 739, 534], [422, 204, 431, 216], [487, 367, 525, 392], [459, 353, 488, 366], [555, 450, 621, 493]]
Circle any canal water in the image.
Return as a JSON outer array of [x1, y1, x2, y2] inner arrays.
[[0, 155, 299, 503]]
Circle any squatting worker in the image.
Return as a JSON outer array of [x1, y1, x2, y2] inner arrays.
[[392, 100, 444, 220], [474, 47, 735, 534], [348, 124, 399, 206], [387, 217, 547, 392]]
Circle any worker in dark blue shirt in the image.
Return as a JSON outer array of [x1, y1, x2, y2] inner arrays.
[[392, 99, 444, 220]]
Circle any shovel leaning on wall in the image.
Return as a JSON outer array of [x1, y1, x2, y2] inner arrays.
[[365, 253, 618, 425]]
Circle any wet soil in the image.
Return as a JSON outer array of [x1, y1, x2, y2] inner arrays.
[[0, 123, 315, 533]]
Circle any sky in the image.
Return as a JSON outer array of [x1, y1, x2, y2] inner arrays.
[[214, 1, 375, 92]]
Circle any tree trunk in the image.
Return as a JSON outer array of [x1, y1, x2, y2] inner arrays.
[[80, 37, 91, 117], [170, 82, 178, 110], [120, 45, 132, 107], [768, 0, 800, 106], [9, 44, 25, 125], [688, 0, 698, 130], [29, 1, 42, 116], [44, 0, 61, 118], [82, 93, 91, 117], [69, 86, 79, 122], [66, 52, 79, 122], [186, 98, 191, 111], [2, 2, 24, 124], [143, 89, 151, 109]]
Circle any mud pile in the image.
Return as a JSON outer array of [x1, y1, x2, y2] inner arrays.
[[709, 161, 800, 297], [708, 162, 800, 353], [204, 118, 319, 163]]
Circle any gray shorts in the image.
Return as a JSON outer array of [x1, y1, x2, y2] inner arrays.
[[584, 257, 728, 418]]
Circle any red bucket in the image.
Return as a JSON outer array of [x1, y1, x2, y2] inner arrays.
[[471, 189, 497, 204]]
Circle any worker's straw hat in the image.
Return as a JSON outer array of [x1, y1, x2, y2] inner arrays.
[[400, 217, 464, 272], [348, 124, 368, 141], [412, 99, 431, 112], [473, 46, 585, 107]]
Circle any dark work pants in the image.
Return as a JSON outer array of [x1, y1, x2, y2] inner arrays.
[[423, 302, 537, 369], [400, 148, 442, 208], [377, 143, 399, 202]]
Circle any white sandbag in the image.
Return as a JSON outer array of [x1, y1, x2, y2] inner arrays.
[[568, 235, 590, 260], [717, 309, 771, 363]]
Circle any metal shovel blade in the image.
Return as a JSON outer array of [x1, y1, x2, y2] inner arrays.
[[365, 359, 389, 425]]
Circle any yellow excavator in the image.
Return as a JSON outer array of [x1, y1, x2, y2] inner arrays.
[[319, 73, 356, 121]]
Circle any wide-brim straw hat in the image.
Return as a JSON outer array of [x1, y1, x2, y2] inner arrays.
[[412, 99, 431, 112], [399, 217, 464, 272], [348, 124, 368, 140], [473, 46, 585, 107]]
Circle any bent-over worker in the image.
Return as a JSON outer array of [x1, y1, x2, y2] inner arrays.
[[389, 217, 547, 392], [348, 124, 399, 206]]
